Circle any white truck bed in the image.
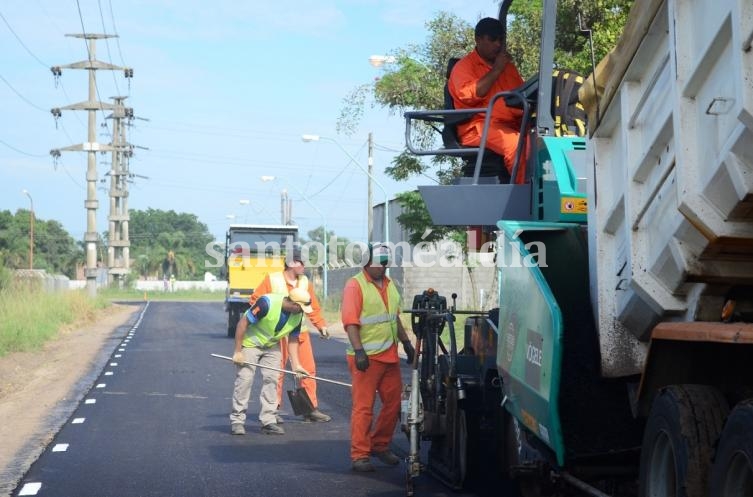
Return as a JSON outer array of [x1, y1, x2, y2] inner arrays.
[[582, 0, 753, 376]]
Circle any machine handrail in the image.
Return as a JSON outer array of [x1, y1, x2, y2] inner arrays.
[[404, 89, 530, 184]]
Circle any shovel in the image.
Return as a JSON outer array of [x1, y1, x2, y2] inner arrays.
[[287, 376, 316, 416]]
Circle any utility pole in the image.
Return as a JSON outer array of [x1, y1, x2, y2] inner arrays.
[[367, 132, 374, 240], [50, 34, 130, 297], [106, 96, 133, 287]]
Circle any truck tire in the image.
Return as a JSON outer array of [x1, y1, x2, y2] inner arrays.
[[227, 306, 240, 338], [639, 385, 728, 497], [709, 400, 753, 496]]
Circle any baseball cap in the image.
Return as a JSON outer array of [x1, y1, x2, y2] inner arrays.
[[368, 242, 391, 266], [288, 287, 313, 314]]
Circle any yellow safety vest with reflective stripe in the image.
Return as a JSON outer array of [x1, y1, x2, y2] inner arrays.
[[346, 271, 401, 355], [269, 272, 310, 333], [243, 294, 302, 348]]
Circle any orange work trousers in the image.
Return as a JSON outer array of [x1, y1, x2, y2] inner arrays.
[[346, 354, 402, 461], [277, 331, 318, 409], [461, 122, 528, 183]]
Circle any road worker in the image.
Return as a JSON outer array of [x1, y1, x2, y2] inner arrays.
[[449, 17, 528, 183], [249, 245, 332, 423], [230, 287, 313, 435], [341, 242, 415, 472]]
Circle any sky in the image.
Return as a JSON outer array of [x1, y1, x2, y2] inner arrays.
[[1, 0, 491, 248]]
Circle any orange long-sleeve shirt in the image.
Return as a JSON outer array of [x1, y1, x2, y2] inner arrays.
[[449, 48, 527, 182], [249, 272, 326, 332], [448, 48, 524, 134]]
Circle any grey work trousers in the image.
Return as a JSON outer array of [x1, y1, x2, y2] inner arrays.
[[230, 344, 282, 427]]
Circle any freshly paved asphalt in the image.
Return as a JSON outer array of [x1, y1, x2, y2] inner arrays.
[[10, 301, 510, 497]]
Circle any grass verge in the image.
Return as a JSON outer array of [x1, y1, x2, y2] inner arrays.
[[0, 284, 109, 358]]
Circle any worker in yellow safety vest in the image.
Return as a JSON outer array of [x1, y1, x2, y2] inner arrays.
[[230, 288, 313, 435], [249, 245, 332, 423], [341, 242, 415, 472]]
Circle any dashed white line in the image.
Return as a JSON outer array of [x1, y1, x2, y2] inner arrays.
[[104, 372, 114, 376], [18, 482, 42, 495], [85, 399, 96, 404], [72, 418, 85, 424], [114, 354, 122, 358], [110, 362, 118, 366], [96, 383, 106, 388], [52, 444, 69, 452]]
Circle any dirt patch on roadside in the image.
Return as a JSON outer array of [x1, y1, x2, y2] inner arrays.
[[0, 303, 142, 496]]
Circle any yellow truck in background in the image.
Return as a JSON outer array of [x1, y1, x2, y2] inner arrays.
[[222, 224, 299, 337]]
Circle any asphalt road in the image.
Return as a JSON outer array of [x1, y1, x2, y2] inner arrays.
[[11, 301, 512, 497]]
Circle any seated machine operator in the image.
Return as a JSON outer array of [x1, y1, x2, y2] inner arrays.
[[448, 17, 528, 183]]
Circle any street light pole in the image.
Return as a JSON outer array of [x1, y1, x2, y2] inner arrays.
[[261, 176, 328, 299], [21, 189, 34, 270], [301, 134, 389, 247]]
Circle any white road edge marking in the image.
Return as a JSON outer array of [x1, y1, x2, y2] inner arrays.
[[18, 482, 42, 495]]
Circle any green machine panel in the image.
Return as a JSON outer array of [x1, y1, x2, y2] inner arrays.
[[536, 136, 588, 224], [495, 221, 586, 466]]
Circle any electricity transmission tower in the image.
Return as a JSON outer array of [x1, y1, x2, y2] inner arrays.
[[50, 33, 132, 296]]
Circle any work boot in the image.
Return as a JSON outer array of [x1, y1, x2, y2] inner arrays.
[[230, 423, 245, 435], [303, 409, 332, 423], [351, 458, 375, 472], [261, 423, 285, 435], [372, 449, 400, 466]]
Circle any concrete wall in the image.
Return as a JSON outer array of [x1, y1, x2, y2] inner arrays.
[[324, 262, 498, 312], [14, 270, 72, 292]]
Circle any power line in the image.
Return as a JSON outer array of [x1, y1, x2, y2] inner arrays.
[[306, 141, 369, 198], [0, 10, 49, 67], [0, 72, 49, 112], [74, 0, 113, 141], [1, 7, 84, 127], [107, 0, 127, 67], [97, 0, 121, 95], [0, 138, 48, 157]]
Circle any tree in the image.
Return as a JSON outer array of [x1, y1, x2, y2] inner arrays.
[[129, 209, 215, 280], [0, 209, 82, 278], [507, 0, 634, 79]]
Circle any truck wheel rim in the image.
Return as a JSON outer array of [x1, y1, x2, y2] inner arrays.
[[721, 453, 753, 496], [647, 430, 676, 496]]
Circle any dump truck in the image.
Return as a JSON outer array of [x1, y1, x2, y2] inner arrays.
[[402, 0, 753, 495], [222, 224, 298, 337]]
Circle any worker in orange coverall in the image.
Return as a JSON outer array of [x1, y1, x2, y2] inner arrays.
[[249, 245, 331, 423], [341, 243, 415, 472], [449, 17, 528, 183]]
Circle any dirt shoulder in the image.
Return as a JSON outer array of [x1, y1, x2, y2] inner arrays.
[[0, 303, 142, 496]]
